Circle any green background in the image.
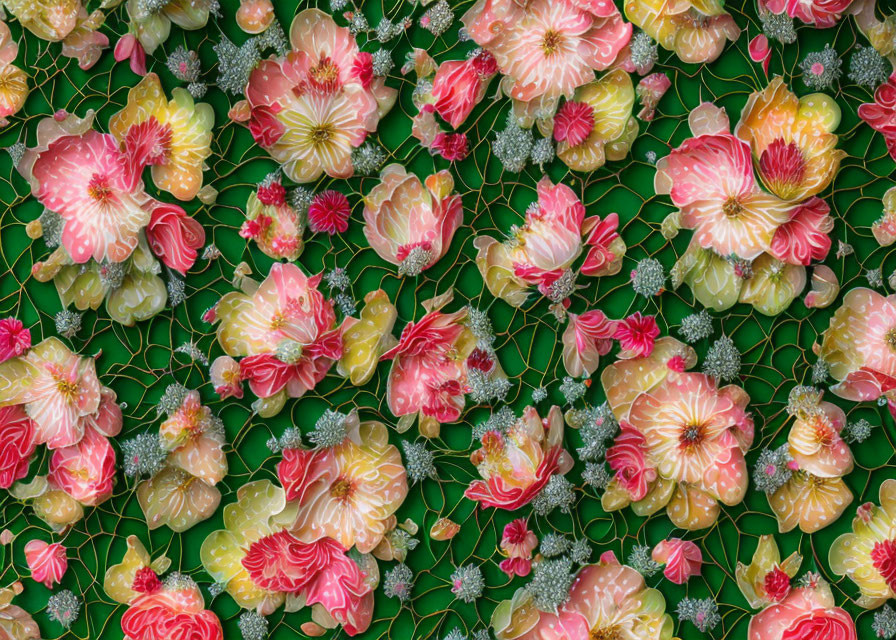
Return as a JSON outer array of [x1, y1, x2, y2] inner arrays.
[[2, 0, 896, 638]]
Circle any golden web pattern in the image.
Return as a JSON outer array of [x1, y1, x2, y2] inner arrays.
[[0, 0, 895, 638]]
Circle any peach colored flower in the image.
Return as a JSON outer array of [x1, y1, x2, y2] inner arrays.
[[244, 9, 395, 183], [277, 414, 408, 554], [209, 355, 243, 400], [735, 77, 844, 202], [363, 166, 463, 276], [120, 575, 223, 640], [462, 0, 631, 106], [158, 390, 227, 486], [747, 581, 856, 640], [625, 0, 740, 64], [24, 540, 67, 589], [104, 535, 171, 605], [561, 310, 618, 377], [652, 538, 702, 584], [48, 426, 116, 506], [137, 466, 221, 533], [241, 179, 305, 261], [0, 23, 28, 128], [109, 73, 214, 201], [465, 406, 573, 510], [830, 479, 896, 608], [0, 582, 40, 640]]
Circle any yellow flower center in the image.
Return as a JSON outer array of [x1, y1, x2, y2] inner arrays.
[[88, 174, 113, 203], [590, 627, 622, 640], [542, 30, 563, 55], [311, 124, 334, 146], [56, 379, 79, 401], [330, 477, 354, 501], [723, 197, 743, 219], [886, 327, 896, 352]]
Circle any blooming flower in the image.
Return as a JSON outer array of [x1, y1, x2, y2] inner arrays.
[[561, 310, 618, 377], [158, 390, 228, 486], [243, 9, 396, 183], [103, 535, 171, 605], [209, 355, 243, 400], [652, 538, 702, 584], [136, 465, 221, 533], [0, 405, 36, 489], [764, 0, 855, 27], [746, 579, 856, 640], [465, 405, 573, 510], [736, 535, 802, 608], [24, 540, 67, 589], [430, 50, 498, 128], [859, 72, 896, 162], [277, 412, 408, 554], [363, 165, 463, 276], [614, 312, 660, 358], [499, 519, 538, 578], [491, 552, 675, 640], [307, 190, 351, 235], [120, 575, 223, 640], [108, 73, 214, 201]]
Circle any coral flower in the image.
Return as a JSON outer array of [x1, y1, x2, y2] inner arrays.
[[244, 9, 396, 183], [614, 312, 660, 358], [475, 177, 586, 308], [48, 427, 116, 507], [430, 50, 498, 128], [277, 414, 408, 554], [561, 309, 618, 377], [764, 0, 855, 27], [465, 405, 573, 510], [736, 77, 844, 202], [625, 0, 740, 64], [363, 165, 463, 276], [109, 73, 214, 201], [491, 552, 675, 640], [24, 540, 67, 589], [0, 405, 36, 489], [830, 479, 896, 608], [462, 0, 631, 105], [158, 390, 227, 486], [120, 575, 223, 640], [746, 580, 856, 640], [652, 538, 702, 584], [858, 72, 896, 162]]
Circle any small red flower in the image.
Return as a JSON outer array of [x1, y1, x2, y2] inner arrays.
[[472, 50, 498, 77], [131, 567, 162, 594], [614, 312, 660, 358], [308, 190, 351, 235], [257, 180, 286, 206], [352, 52, 374, 90], [431, 132, 469, 161], [0, 318, 30, 363], [763, 567, 791, 602], [466, 348, 495, 372], [871, 539, 896, 593], [554, 101, 594, 147]]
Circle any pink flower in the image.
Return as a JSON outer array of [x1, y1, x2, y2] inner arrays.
[[121, 579, 223, 640], [308, 190, 351, 235], [562, 310, 617, 377], [769, 197, 833, 265], [247, 105, 285, 148], [145, 202, 205, 275], [0, 405, 36, 489], [0, 318, 30, 363], [763, 0, 855, 27], [113, 34, 146, 76], [614, 312, 660, 358], [363, 166, 463, 276], [431, 132, 469, 161], [858, 72, 896, 162], [764, 567, 793, 602], [131, 567, 162, 594], [581, 213, 624, 277], [352, 52, 374, 89], [636, 73, 671, 122], [24, 540, 67, 589], [431, 52, 497, 128], [747, 583, 856, 640], [652, 538, 702, 584], [749, 35, 771, 74], [210, 355, 243, 400], [48, 427, 116, 507], [500, 519, 538, 570], [554, 101, 594, 146], [605, 422, 657, 501]]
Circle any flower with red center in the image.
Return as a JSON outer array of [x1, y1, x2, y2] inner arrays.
[[466, 348, 495, 373], [24, 540, 67, 589], [131, 567, 161, 594], [554, 101, 594, 146], [747, 582, 856, 640], [500, 519, 538, 564], [736, 535, 803, 609], [121, 577, 223, 640], [0, 317, 30, 363], [308, 190, 351, 235], [257, 180, 286, 206], [764, 567, 793, 602], [614, 312, 660, 358]]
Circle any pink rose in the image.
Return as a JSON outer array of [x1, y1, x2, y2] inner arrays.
[[242, 531, 337, 593], [122, 587, 223, 640], [0, 317, 30, 362], [24, 540, 67, 588], [748, 586, 857, 640], [614, 312, 660, 357], [605, 423, 656, 501], [48, 428, 116, 506], [0, 404, 36, 488], [499, 519, 537, 577], [431, 52, 496, 128], [145, 203, 205, 275], [651, 538, 702, 584]]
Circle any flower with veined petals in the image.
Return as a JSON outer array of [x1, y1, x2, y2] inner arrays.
[[736, 535, 802, 609], [655, 104, 793, 261], [209, 355, 243, 400], [764, 0, 855, 27], [0, 337, 123, 449], [735, 77, 844, 202], [615, 312, 660, 358], [465, 405, 573, 510], [491, 552, 675, 640], [109, 72, 214, 201], [244, 9, 396, 183], [581, 212, 626, 277], [277, 412, 408, 554], [858, 72, 896, 162], [380, 291, 479, 436], [104, 535, 171, 605], [363, 165, 463, 277], [786, 393, 853, 479], [818, 288, 896, 407], [2, 0, 81, 41], [337, 289, 399, 387], [430, 50, 498, 129], [462, 0, 631, 109], [124, 0, 212, 55], [308, 190, 351, 235], [475, 177, 586, 308], [829, 479, 896, 609], [200, 479, 376, 633], [738, 253, 808, 316], [158, 390, 227, 486], [24, 540, 67, 589], [20, 115, 152, 265], [0, 582, 41, 640], [637, 72, 671, 121], [746, 579, 856, 640], [120, 575, 223, 640], [242, 181, 305, 261], [0, 405, 36, 489], [624, 0, 740, 64], [48, 426, 116, 507], [137, 466, 221, 533], [652, 538, 702, 584], [556, 69, 639, 172], [0, 22, 28, 128], [601, 341, 753, 530], [499, 519, 538, 577], [213, 262, 344, 413], [561, 310, 618, 377]]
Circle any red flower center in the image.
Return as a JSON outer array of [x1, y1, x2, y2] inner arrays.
[[763, 567, 791, 602], [308, 56, 342, 94], [88, 174, 113, 202], [758, 138, 806, 198], [131, 566, 162, 594], [871, 539, 896, 592]]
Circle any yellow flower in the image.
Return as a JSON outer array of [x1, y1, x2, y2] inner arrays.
[[109, 73, 214, 201], [768, 471, 852, 534], [624, 0, 739, 64], [738, 254, 807, 316], [137, 466, 221, 533], [103, 535, 171, 605], [736, 535, 802, 609]]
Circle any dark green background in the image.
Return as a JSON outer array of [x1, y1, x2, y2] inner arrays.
[[2, 0, 896, 638]]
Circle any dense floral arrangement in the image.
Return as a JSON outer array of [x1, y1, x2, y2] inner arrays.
[[0, 0, 896, 639]]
